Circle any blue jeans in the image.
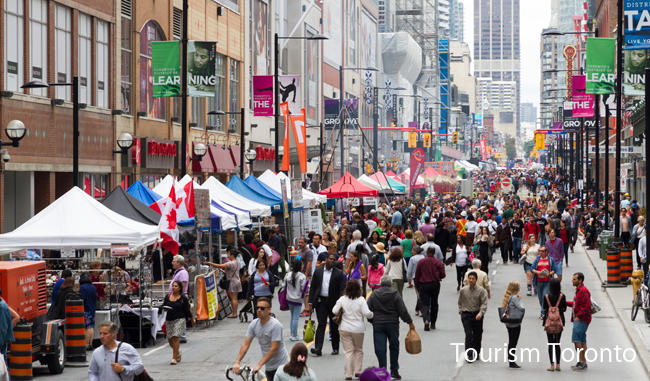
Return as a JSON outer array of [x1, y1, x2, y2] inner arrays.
[[372, 323, 400, 373], [289, 304, 302, 338], [512, 237, 522, 260], [536, 281, 550, 313]]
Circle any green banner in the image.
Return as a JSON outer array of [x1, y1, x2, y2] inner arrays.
[[152, 41, 180, 97], [585, 37, 615, 95]]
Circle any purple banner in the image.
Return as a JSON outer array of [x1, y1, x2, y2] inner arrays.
[[253, 75, 273, 116], [572, 75, 595, 118], [553, 121, 562, 129]]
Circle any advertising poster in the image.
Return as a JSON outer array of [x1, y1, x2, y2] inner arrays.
[[279, 74, 301, 114], [253, 0, 270, 75], [571, 75, 594, 117], [152, 41, 180, 97], [585, 37, 616, 94], [360, 11, 377, 72], [253, 75, 274, 116], [624, 2, 650, 49], [323, 0, 342, 66], [204, 272, 218, 320], [623, 49, 648, 96], [324, 98, 340, 130], [409, 148, 426, 197], [188, 41, 217, 97]]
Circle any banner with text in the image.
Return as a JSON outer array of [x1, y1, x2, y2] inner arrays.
[[152, 41, 181, 97], [624, 2, 650, 49], [409, 148, 426, 197], [623, 49, 648, 96], [585, 38, 616, 94], [572, 75, 594, 117], [188, 41, 217, 97], [324, 98, 340, 130], [253, 75, 274, 116]]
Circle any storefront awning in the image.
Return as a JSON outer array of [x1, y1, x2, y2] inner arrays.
[[212, 145, 236, 174], [229, 146, 241, 168], [191, 142, 215, 173]]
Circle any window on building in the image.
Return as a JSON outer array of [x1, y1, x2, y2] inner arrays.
[[172, 7, 182, 121], [96, 20, 109, 108], [121, 1, 132, 114], [55, 4, 71, 100], [139, 21, 166, 119], [229, 59, 240, 133], [191, 99, 205, 129], [29, 0, 47, 96], [78, 13, 92, 104], [4, 0, 24, 92], [207, 54, 226, 131]]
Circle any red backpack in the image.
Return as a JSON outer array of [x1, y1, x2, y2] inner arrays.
[[544, 293, 564, 334]]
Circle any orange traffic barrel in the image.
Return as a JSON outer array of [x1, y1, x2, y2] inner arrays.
[[65, 299, 86, 363], [606, 247, 621, 283], [9, 323, 33, 380], [620, 247, 634, 282]]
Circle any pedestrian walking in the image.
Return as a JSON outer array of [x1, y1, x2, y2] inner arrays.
[[545, 229, 564, 281], [462, 259, 491, 299], [79, 272, 97, 350], [247, 257, 277, 317], [558, 220, 570, 267], [367, 254, 385, 291], [88, 322, 144, 381], [473, 226, 493, 273], [542, 278, 567, 372], [414, 247, 446, 331], [307, 253, 347, 357], [233, 297, 289, 380], [0, 288, 19, 365], [384, 247, 407, 296], [163, 280, 194, 364], [458, 271, 488, 363], [205, 246, 242, 318], [273, 343, 318, 381], [567, 272, 592, 371], [345, 250, 367, 286], [531, 246, 556, 317], [500, 281, 524, 369], [281, 260, 307, 341], [450, 235, 470, 291], [366, 277, 415, 380], [520, 232, 540, 295], [332, 281, 373, 380]]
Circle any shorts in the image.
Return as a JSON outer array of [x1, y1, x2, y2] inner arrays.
[[572, 320, 588, 344], [553, 261, 563, 276], [523, 262, 533, 272], [84, 312, 95, 329]]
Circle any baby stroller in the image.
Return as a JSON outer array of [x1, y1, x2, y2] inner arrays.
[[238, 298, 254, 323]]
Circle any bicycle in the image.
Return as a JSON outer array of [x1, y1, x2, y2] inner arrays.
[[225, 365, 264, 381], [631, 278, 650, 323]]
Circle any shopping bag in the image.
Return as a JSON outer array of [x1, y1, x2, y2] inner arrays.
[[278, 288, 289, 311], [303, 316, 315, 343], [358, 367, 390, 381], [404, 328, 421, 354]]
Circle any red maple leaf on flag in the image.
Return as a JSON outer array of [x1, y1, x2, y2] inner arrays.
[[166, 208, 177, 230]]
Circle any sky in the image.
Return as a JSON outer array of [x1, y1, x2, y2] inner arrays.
[[462, 0, 552, 108]]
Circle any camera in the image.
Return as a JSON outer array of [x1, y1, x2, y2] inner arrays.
[[1, 150, 10, 163]]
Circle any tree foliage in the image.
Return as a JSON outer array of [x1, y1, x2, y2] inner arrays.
[[505, 138, 517, 160]]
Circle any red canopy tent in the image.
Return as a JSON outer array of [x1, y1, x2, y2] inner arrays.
[[319, 172, 379, 198], [423, 167, 441, 178], [385, 169, 397, 177]]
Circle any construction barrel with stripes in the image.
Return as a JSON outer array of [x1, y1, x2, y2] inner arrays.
[[606, 247, 621, 284], [9, 323, 33, 380], [65, 299, 86, 363], [619, 246, 634, 283]]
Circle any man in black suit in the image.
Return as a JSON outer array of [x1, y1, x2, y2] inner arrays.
[[307, 253, 347, 356]]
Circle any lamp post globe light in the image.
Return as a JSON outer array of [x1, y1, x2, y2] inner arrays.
[[193, 142, 208, 159], [245, 148, 257, 175], [4, 120, 26, 146], [114, 132, 134, 156]]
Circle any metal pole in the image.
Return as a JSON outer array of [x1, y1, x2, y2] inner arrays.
[[339, 66, 344, 177], [605, 102, 610, 228], [614, 0, 623, 237], [72, 76, 79, 187], [274, 33, 280, 173], [569, 132, 574, 182], [180, 0, 188, 176], [319, 122, 323, 190], [646, 67, 650, 220], [373, 87, 379, 171], [595, 94, 600, 211], [240, 107, 245, 179]]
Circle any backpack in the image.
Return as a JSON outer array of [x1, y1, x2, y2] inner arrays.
[[544, 293, 564, 334]]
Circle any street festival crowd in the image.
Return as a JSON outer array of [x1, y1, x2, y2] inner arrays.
[[82, 168, 649, 381]]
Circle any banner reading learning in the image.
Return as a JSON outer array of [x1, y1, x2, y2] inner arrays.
[[585, 38, 616, 94], [188, 41, 217, 97], [152, 41, 180, 97]]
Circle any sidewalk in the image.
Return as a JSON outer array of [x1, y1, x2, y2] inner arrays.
[[579, 238, 650, 374]]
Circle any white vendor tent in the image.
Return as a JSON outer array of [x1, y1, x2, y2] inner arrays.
[[258, 170, 327, 203], [0, 187, 159, 250], [152, 174, 175, 197], [357, 174, 386, 191], [202, 176, 272, 217]]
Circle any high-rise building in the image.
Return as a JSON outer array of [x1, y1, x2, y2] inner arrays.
[[450, 0, 465, 42], [439, 0, 451, 39], [378, 0, 395, 32], [520, 102, 537, 123], [474, 0, 521, 135]]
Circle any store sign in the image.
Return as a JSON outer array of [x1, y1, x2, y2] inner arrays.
[[142, 138, 179, 169], [147, 140, 177, 156], [255, 146, 276, 161], [110, 243, 130, 257]]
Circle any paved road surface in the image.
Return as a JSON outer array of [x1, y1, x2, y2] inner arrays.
[[39, 240, 646, 380]]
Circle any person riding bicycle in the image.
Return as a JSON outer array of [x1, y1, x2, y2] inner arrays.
[[232, 297, 288, 380]]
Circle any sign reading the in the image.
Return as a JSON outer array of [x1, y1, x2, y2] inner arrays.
[[253, 75, 274, 116]]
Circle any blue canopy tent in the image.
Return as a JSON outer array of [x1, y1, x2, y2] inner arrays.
[[127, 181, 162, 206], [226, 176, 283, 211], [177, 212, 222, 232], [244, 176, 283, 200]]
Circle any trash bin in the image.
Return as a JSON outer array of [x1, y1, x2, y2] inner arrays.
[[598, 230, 614, 260]]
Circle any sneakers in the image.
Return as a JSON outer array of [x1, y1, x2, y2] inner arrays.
[[310, 348, 322, 357], [424, 322, 430, 331], [289, 336, 300, 342], [390, 371, 402, 380], [571, 362, 588, 371]]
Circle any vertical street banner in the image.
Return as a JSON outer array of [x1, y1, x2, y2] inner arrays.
[[253, 75, 274, 116], [439, 39, 449, 138], [585, 37, 616, 94], [572, 75, 594, 117], [535, 133, 546, 151], [623, 49, 648, 96], [290, 108, 308, 173], [624, 2, 650, 49], [187, 41, 217, 97], [280, 102, 291, 171], [324, 98, 340, 130], [409, 148, 426, 197], [279, 74, 302, 114], [152, 41, 180, 97]]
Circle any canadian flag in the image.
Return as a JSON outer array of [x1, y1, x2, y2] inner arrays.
[[157, 187, 179, 254], [149, 179, 195, 222]]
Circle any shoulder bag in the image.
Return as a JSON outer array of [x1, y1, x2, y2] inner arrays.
[[115, 342, 154, 381]]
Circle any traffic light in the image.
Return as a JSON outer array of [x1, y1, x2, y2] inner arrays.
[[408, 132, 417, 148], [452, 131, 458, 145], [365, 163, 373, 174], [423, 133, 431, 148]]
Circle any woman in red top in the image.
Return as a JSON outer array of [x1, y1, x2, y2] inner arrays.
[[559, 220, 570, 266], [532, 246, 555, 319], [524, 216, 541, 242]]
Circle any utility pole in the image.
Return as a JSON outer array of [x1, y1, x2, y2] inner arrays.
[[614, 0, 623, 237]]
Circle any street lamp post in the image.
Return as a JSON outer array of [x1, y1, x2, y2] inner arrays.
[[22, 77, 80, 186], [274, 33, 327, 173], [113, 132, 134, 155], [245, 149, 257, 175]]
